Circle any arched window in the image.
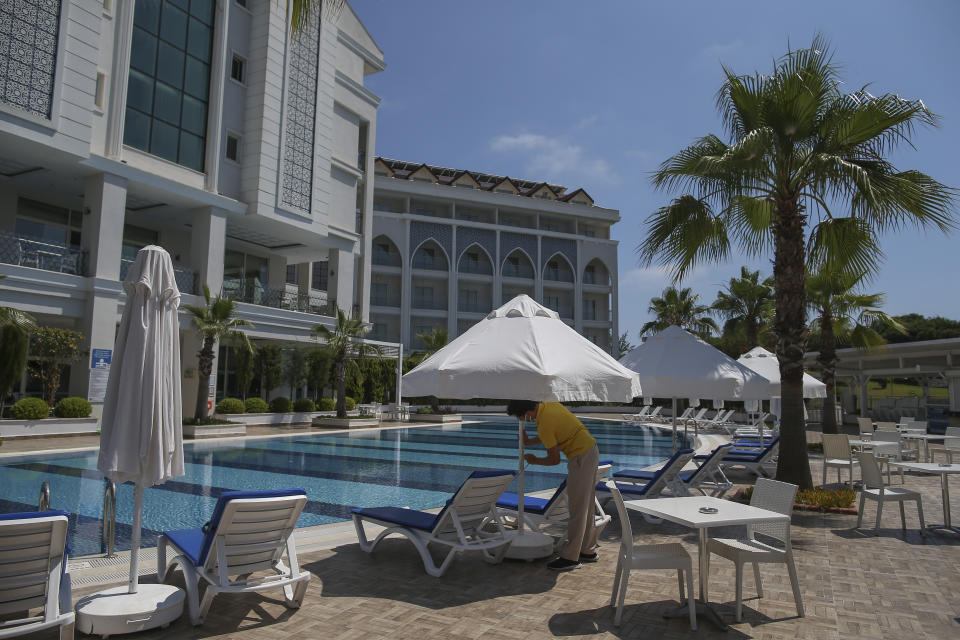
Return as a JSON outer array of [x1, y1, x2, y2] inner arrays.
[[543, 254, 574, 283], [583, 259, 611, 286], [502, 250, 535, 279], [372, 235, 401, 267], [412, 240, 448, 271], [458, 245, 493, 275]]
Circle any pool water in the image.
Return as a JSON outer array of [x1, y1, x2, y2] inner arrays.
[[0, 417, 686, 556]]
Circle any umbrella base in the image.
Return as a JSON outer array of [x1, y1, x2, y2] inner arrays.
[[503, 530, 555, 560], [76, 584, 185, 637]]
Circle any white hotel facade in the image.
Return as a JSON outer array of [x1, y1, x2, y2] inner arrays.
[[0, 0, 383, 413], [370, 158, 620, 353], [0, 0, 621, 414]]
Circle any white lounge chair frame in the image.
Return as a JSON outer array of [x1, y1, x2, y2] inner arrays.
[[0, 512, 74, 640], [353, 472, 515, 577], [158, 493, 310, 625], [720, 439, 780, 478]]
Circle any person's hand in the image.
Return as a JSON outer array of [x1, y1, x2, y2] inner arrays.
[[524, 453, 537, 465]]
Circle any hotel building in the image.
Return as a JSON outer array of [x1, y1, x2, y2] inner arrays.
[[0, 0, 384, 413], [369, 158, 620, 353]]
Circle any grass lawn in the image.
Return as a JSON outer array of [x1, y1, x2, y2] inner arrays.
[[836, 380, 948, 399]]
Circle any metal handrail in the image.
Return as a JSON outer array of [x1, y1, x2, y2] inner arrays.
[[102, 481, 116, 557], [38, 482, 50, 511]]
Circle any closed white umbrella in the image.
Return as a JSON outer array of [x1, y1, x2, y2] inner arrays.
[[79, 246, 185, 634], [619, 326, 771, 448], [403, 295, 640, 559]]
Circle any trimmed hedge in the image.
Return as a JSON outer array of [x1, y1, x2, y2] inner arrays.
[[293, 398, 316, 412], [318, 398, 335, 411], [345, 397, 355, 411], [244, 397, 269, 413], [216, 398, 246, 414], [53, 397, 92, 418], [269, 396, 293, 413], [10, 397, 50, 420]]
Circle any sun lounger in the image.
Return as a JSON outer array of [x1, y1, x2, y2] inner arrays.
[[0, 510, 74, 640], [601, 449, 696, 499], [719, 437, 780, 477], [495, 465, 612, 547], [158, 488, 310, 625], [353, 470, 516, 577], [621, 406, 652, 422], [617, 445, 733, 498]]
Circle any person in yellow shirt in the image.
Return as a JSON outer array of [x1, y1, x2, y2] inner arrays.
[[506, 400, 600, 571]]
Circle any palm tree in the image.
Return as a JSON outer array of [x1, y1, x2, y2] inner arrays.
[[640, 286, 719, 337], [183, 285, 254, 420], [617, 331, 636, 358], [807, 268, 905, 434], [712, 266, 775, 352], [311, 308, 380, 418], [637, 36, 955, 488], [288, 0, 344, 34], [412, 328, 448, 412], [0, 275, 37, 333]]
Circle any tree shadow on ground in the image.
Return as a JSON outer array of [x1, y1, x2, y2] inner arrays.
[[830, 526, 958, 545], [549, 601, 754, 639], [302, 540, 558, 608]]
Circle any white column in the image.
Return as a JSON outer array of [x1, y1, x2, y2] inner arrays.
[[448, 225, 457, 337], [105, 1, 134, 158], [189, 207, 227, 295], [72, 174, 128, 411], [204, 0, 230, 191], [574, 241, 583, 333], [610, 252, 620, 356], [328, 249, 356, 316], [493, 230, 502, 306], [400, 220, 411, 348]]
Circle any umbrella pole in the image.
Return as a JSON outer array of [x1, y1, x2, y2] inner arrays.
[[128, 484, 143, 593], [517, 419, 525, 536], [671, 397, 678, 452]]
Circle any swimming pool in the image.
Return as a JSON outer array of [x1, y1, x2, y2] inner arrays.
[[0, 417, 687, 556]]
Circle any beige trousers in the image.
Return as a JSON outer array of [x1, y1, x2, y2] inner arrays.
[[561, 444, 600, 561]]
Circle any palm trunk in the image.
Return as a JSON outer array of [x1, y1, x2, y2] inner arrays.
[[772, 200, 814, 490], [818, 312, 839, 434], [746, 321, 758, 350], [335, 359, 347, 418], [195, 336, 216, 420]]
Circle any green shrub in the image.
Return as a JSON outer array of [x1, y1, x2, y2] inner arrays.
[[345, 397, 355, 411], [53, 397, 92, 418], [293, 398, 316, 412], [10, 397, 50, 420], [244, 397, 269, 413], [269, 396, 293, 413], [796, 487, 856, 509], [319, 398, 335, 411], [416, 406, 433, 415], [215, 398, 246, 414]]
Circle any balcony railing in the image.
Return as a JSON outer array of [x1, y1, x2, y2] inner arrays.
[[544, 270, 574, 283], [120, 258, 197, 294], [0, 230, 87, 276], [412, 257, 447, 271], [371, 294, 400, 307], [458, 263, 492, 276], [412, 298, 446, 310], [372, 251, 402, 268], [221, 278, 335, 316]]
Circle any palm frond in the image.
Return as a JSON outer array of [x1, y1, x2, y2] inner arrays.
[[637, 196, 731, 281]]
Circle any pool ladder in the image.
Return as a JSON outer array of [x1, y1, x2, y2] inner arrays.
[[38, 482, 50, 510], [102, 481, 116, 557]]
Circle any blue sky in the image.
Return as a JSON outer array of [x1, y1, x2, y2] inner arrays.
[[350, 0, 960, 342]]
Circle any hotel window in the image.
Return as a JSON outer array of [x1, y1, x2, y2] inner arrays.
[[414, 286, 434, 308], [225, 131, 241, 162], [583, 264, 595, 284], [15, 199, 83, 248], [311, 261, 328, 290], [124, 0, 216, 171], [230, 53, 246, 84], [285, 264, 298, 284], [544, 295, 560, 312], [583, 298, 597, 320]]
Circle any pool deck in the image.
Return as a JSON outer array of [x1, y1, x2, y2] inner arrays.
[[8, 419, 960, 639]]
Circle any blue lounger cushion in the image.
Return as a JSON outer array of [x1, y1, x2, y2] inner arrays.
[[353, 470, 515, 532], [495, 493, 551, 514], [613, 469, 696, 482], [597, 481, 658, 497], [601, 448, 694, 494], [166, 488, 307, 566], [0, 509, 70, 521]]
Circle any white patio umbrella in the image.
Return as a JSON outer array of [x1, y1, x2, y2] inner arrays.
[[403, 295, 641, 558], [78, 246, 186, 634], [738, 346, 826, 425], [619, 326, 771, 449]]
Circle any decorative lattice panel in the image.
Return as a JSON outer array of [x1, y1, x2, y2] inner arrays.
[[280, 13, 320, 213], [410, 221, 452, 259], [0, 0, 61, 119], [456, 227, 496, 262], [500, 232, 538, 269], [541, 236, 577, 271]]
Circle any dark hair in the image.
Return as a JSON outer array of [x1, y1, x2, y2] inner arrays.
[[506, 400, 538, 419]]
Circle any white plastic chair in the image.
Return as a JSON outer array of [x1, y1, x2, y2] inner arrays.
[[0, 510, 74, 640], [855, 452, 925, 535], [929, 427, 960, 463], [605, 482, 696, 629], [870, 429, 914, 484], [706, 478, 804, 622], [158, 489, 310, 625], [857, 417, 874, 440], [821, 433, 858, 486]]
